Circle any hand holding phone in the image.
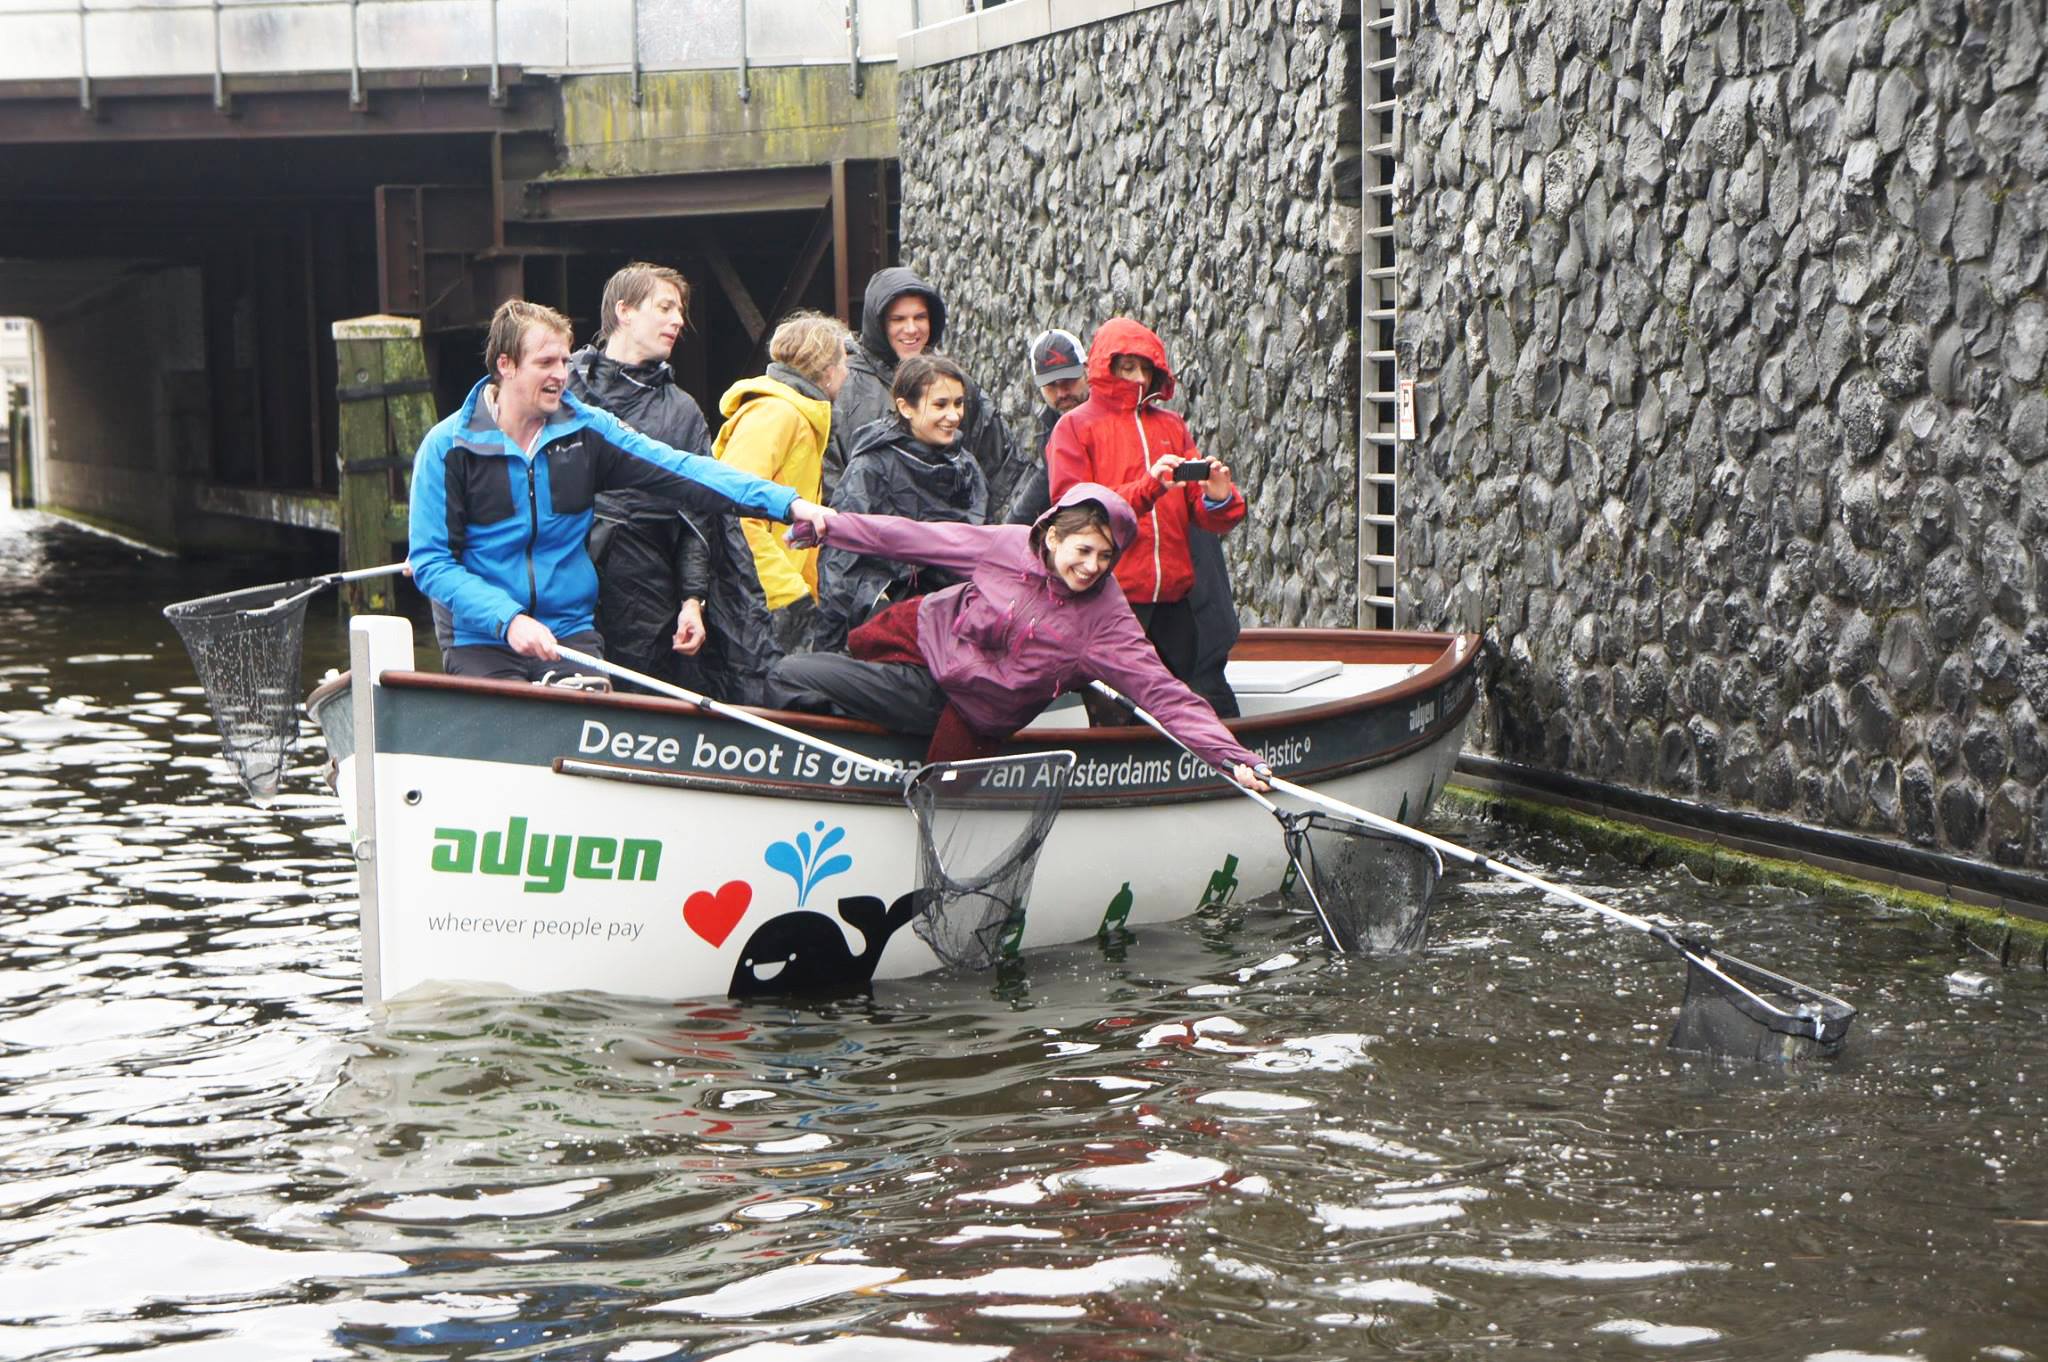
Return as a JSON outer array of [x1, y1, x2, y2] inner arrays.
[[1170, 459, 1214, 482]]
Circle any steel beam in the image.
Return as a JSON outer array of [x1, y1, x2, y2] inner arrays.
[[0, 70, 553, 144], [508, 168, 832, 224]]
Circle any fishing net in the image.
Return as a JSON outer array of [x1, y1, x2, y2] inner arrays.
[[163, 578, 326, 800], [1667, 945, 1857, 1063], [904, 751, 1076, 971], [1282, 812, 1442, 954]]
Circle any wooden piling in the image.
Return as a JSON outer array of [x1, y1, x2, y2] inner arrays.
[[333, 316, 437, 615]]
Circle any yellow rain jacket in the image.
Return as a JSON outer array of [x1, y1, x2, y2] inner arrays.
[[713, 373, 832, 610]]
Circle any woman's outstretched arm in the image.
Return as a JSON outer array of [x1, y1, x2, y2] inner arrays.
[[788, 511, 1016, 577]]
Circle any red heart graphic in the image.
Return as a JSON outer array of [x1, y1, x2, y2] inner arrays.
[[684, 880, 752, 947]]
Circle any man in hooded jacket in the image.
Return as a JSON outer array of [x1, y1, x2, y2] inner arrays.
[[825, 266, 1019, 507], [564, 263, 784, 702]]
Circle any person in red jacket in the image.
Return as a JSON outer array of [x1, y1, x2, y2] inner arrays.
[[1044, 317, 1246, 714]]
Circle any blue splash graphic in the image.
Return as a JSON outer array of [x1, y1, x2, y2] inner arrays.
[[765, 821, 852, 907]]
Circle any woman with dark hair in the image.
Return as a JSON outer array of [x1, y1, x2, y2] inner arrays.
[[809, 353, 990, 651], [764, 482, 1271, 790]]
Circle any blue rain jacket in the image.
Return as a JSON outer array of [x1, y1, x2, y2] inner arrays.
[[409, 376, 798, 648]]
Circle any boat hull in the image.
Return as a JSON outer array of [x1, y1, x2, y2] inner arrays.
[[317, 617, 1479, 1004]]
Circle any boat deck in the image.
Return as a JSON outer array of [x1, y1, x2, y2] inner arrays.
[[1016, 659, 1431, 729]]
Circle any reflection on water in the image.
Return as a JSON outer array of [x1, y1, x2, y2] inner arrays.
[[1, 507, 2044, 1361]]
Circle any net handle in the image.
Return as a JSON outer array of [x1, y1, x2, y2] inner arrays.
[[162, 561, 409, 620], [1268, 776, 1852, 1035], [1084, 680, 1354, 950]]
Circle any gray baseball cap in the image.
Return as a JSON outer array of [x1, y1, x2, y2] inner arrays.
[[1028, 328, 1088, 384]]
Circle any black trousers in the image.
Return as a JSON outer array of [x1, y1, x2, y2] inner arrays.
[[1082, 598, 1238, 723], [443, 629, 607, 685], [763, 652, 949, 733]]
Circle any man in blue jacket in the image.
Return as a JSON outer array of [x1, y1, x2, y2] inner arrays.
[[409, 298, 830, 682]]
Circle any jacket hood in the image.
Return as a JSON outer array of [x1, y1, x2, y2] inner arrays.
[[1085, 317, 1177, 410], [568, 344, 674, 402], [719, 372, 833, 446], [858, 266, 947, 366], [1033, 480, 1139, 556]]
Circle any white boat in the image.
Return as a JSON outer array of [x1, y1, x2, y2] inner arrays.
[[310, 616, 1481, 1004]]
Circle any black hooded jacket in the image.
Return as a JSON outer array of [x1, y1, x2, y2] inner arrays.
[[565, 345, 784, 702], [809, 414, 989, 652], [824, 266, 1021, 507]]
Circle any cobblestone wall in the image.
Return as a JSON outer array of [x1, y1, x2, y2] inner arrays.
[[1397, 0, 2048, 871], [897, 0, 1363, 626]]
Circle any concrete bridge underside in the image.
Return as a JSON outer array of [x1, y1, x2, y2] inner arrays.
[[0, 64, 899, 553]]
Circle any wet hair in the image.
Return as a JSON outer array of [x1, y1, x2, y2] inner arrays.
[[596, 262, 690, 341], [1033, 501, 1120, 579], [891, 354, 969, 409], [484, 299, 573, 374], [769, 311, 851, 387]]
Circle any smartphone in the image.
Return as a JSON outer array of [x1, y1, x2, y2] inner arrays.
[[1170, 460, 1213, 482]]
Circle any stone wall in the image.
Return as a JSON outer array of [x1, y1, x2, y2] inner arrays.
[[1396, 0, 2048, 872], [896, 0, 1364, 626]]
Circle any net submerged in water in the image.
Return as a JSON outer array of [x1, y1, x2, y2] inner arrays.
[[1282, 812, 1442, 954], [905, 751, 1076, 971], [1667, 946, 1857, 1063], [163, 578, 326, 800]]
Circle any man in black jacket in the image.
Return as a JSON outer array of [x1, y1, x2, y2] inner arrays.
[[567, 262, 784, 701], [1003, 327, 1090, 526], [825, 266, 1020, 508]]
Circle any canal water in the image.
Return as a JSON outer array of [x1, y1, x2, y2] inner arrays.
[[0, 506, 2043, 1362]]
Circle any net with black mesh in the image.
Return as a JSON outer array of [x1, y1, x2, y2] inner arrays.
[[903, 751, 1076, 971], [163, 578, 326, 801], [1666, 945, 1856, 1063], [1282, 812, 1442, 954]]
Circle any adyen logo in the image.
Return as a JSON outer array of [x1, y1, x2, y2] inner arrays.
[[429, 817, 662, 895]]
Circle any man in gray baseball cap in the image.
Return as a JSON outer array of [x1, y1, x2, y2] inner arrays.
[[1003, 327, 1091, 524]]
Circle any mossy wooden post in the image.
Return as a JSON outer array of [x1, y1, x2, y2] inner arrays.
[[334, 316, 436, 615]]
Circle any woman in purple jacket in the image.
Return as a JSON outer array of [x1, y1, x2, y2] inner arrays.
[[764, 482, 1271, 790]]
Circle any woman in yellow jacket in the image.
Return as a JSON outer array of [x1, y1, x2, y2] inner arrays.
[[713, 313, 851, 640]]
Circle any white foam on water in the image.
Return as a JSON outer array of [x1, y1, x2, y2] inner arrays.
[[1317, 1201, 1466, 1231], [1593, 1318, 1724, 1347], [1051, 1150, 1231, 1193], [1195, 1089, 1315, 1112], [1232, 1032, 1376, 1074], [978, 1304, 1087, 1319], [1335, 1278, 1452, 1306], [715, 1340, 1007, 1362], [756, 1132, 833, 1154], [1312, 1128, 1443, 1163], [887, 1254, 1177, 1298], [956, 1179, 1047, 1205], [647, 1263, 904, 1317], [358, 1177, 608, 1223], [1390, 1255, 1728, 1281], [931, 1225, 1064, 1245], [738, 1198, 825, 1222]]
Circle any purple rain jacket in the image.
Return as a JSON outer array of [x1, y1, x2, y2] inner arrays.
[[789, 481, 1261, 773]]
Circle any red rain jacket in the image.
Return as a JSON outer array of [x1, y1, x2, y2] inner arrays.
[[1044, 317, 1246, 605]]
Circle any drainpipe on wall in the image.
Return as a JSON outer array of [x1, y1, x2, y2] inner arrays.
[[626, 0, 643, 102], [212, 0, 227, 112], [847, 0, 863, 97], [488, 0, 503, 105], [76, 0, 92, 113], [738, 0, 751, 103], [349, 0, 365, 109]]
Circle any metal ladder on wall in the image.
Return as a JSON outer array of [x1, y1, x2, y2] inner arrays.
[[1359, 0, 1401, 628]]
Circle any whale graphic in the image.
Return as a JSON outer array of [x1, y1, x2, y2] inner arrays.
[[728, 891, 926, 998]]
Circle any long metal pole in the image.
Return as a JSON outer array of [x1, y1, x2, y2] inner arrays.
[[488, 0, 502, 104]]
